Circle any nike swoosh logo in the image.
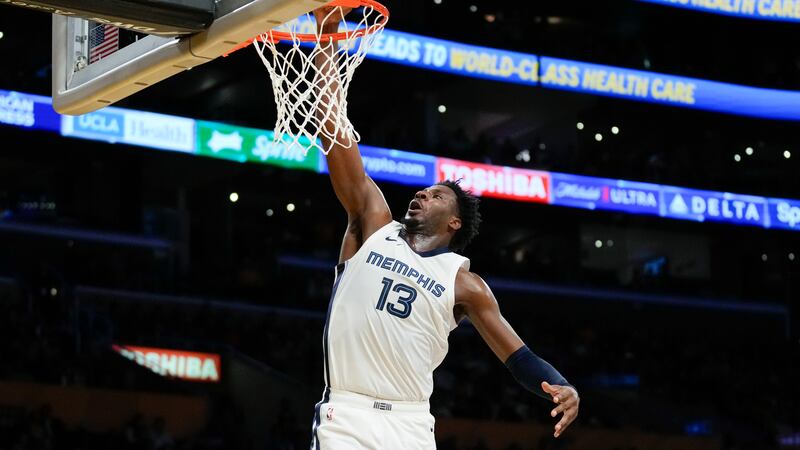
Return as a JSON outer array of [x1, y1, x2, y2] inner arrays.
[[385, 236, 398, 242]]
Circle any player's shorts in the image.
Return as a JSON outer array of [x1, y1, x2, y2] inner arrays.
[[310, 388, 437, 450]]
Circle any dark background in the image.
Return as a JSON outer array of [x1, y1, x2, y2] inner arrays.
[[0, 1, 798, 449]]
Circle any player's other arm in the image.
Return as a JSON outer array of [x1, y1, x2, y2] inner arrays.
[[454, 269, 580, 438], [313, 7, 391, 261]]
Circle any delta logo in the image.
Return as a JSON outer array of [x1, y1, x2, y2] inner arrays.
[[112, 344, 221, 383], [667, 193, 762, 223]]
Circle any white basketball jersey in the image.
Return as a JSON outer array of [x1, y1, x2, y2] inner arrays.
[[323, 221, 470, 402]]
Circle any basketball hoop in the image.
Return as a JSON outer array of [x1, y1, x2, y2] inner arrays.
[[227, 0, 389, 155]]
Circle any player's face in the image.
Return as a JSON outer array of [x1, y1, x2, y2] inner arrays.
[[404, 185, 459, 229]]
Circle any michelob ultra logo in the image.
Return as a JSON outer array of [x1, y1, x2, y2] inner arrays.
[[112, 344, 221, 382]]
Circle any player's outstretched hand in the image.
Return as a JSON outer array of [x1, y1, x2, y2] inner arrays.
[[313, 5, 354, 32], [541, 381, 579, 438]]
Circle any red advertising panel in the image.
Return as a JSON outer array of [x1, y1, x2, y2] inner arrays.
[[437, 158, 550, 203], [112, 344, 221, 383]]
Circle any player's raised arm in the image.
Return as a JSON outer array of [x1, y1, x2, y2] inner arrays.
[[313, 7, 391, 253], [454, 269, 580, 438]]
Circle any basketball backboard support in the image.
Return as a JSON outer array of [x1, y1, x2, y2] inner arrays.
[[7, 0, 217, 35], [52, 0, 324, 115]]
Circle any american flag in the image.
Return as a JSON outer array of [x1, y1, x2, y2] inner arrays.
[[88, 24, 119, 63]]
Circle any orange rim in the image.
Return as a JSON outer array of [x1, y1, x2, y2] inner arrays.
[[269, 0, 389, 42], [224, 0, 389, 57]]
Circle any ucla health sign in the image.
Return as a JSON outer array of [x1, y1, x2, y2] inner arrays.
[[551, 173, 660, 215], [61, 108, 194, 152], [123, 111, 194, 153], [639, 0, 800, 22], [319, 145, 436, 186], [662, 188, 766, 226], [62, 109, 125, 142]]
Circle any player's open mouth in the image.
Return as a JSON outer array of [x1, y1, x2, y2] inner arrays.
[[409, 200, 422, 211]]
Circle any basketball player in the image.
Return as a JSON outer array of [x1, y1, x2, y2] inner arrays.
[[311, 7, 579, 449]]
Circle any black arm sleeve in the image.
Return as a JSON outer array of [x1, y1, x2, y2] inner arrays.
[[504, 345, 573, 400]]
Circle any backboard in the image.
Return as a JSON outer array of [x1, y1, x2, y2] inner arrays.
[[50, 0, 324, 115]]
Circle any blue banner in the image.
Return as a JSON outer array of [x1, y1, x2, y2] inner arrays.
[[639, 0, 800, 22], [550, 173, 661, 215], [767, 198, 800, 231], [318, 144, 437, 186], [284, 14, 800, 122], [61, 108, 195, 152], [366, 28, 539, 86], [539, 56, 800, 120], [367, 25, 800, 120], [0, 90, 60, 132], [61, 109, 125, 143], [2, 88, 799, 233], [661, 187, 767, 226], [288, 16, 539, 86]]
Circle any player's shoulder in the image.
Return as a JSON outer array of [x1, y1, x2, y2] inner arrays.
[[455, 267, 491, 302]]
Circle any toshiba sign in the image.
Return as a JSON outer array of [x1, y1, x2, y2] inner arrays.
[[437, 158, 550, 203], [112, 344, 221, 383]]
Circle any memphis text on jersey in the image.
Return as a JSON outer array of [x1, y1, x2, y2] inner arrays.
[[366, 251, 446, 298]]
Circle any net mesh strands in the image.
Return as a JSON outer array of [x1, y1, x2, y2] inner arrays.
[[251, 2, 388, 155]]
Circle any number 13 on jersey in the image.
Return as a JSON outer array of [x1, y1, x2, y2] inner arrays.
[[375, 277, 418, 319]]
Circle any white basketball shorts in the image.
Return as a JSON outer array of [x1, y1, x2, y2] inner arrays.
[[310, 388, 437, 450]]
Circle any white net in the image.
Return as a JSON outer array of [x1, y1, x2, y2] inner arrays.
[[253, 4, 387, 155]]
